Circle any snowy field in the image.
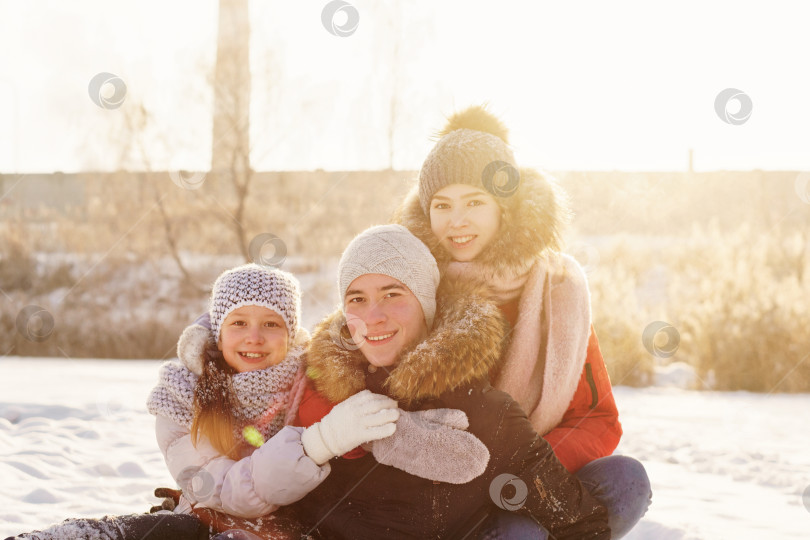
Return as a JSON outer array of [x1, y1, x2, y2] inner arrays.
[[1, 357, 809, 539]]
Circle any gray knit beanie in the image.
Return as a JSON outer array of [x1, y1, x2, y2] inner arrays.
[[418, 106, 518, 214], [209, 263, 301, 344], [338, 224, 440, 328]]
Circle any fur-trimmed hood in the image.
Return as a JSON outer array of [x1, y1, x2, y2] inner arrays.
[[305, 279, 509, 405], [392, 167, 570, 274]]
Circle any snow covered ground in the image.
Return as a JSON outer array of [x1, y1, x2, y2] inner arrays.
[[1, 357, 808, 539]]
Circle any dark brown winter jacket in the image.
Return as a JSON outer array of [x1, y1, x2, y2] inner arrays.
[[293, 280, 610, 540]]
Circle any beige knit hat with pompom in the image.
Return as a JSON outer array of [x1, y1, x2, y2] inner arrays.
[[418, 105, 519, 214]]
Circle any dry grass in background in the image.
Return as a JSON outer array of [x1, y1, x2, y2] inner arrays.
[[1, 170, 808, 392]]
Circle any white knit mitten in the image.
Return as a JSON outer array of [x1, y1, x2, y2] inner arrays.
[[301, 390, 399, 465], [370, 408, 491, 484]]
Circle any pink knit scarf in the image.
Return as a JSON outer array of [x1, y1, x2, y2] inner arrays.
[[449, 254, 592, 435], [446, 258, 533, 304]]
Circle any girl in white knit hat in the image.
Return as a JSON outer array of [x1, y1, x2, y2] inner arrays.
[[145, 262, 400, 537], [9, 265, 399, 539], [393, 106, 651, 539]]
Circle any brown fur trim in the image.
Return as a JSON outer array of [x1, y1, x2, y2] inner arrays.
[[392, 167, 571, 276], [304, 312, 367, 404], [385, 279, 508, 403], [305, 280, 509, 404]]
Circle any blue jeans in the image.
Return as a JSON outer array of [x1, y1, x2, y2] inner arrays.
[[477, 455, 652, 539]]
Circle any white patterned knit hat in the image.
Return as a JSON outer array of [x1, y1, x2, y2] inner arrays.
[[210, 263, 301, 344], [338, 224, 440, 328]]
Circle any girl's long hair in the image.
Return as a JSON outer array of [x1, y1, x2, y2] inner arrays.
[[190, 342, 244, 460]]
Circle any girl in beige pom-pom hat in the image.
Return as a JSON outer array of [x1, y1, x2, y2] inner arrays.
[[393, 105, 651, 538]]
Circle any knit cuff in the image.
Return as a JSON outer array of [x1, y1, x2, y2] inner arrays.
[[301, 423, 334, 465]]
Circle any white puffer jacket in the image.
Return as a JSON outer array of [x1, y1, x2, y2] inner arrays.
[[149, 323, 329, 518], [155, 416, 330, 517]]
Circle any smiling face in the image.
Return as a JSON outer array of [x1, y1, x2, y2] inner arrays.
[[343, 273, 429, 368], [217, 305, 289, 372], [429, 183, 502, 262]]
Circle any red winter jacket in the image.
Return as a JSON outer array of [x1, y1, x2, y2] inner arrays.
[[500, 296, 622, 472], [542, 327, 622, 472]]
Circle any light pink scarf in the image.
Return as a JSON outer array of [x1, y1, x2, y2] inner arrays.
[[449, 254, 592, 435]]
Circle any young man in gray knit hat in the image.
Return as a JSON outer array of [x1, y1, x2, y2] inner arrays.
[[296, 224, 611, 540], [336, 224, 439, 368]]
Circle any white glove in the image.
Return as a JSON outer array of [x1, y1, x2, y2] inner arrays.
[[301, 390, 399, 465]]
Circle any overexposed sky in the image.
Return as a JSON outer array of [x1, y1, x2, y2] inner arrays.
[[1, 0, 809, 173]]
